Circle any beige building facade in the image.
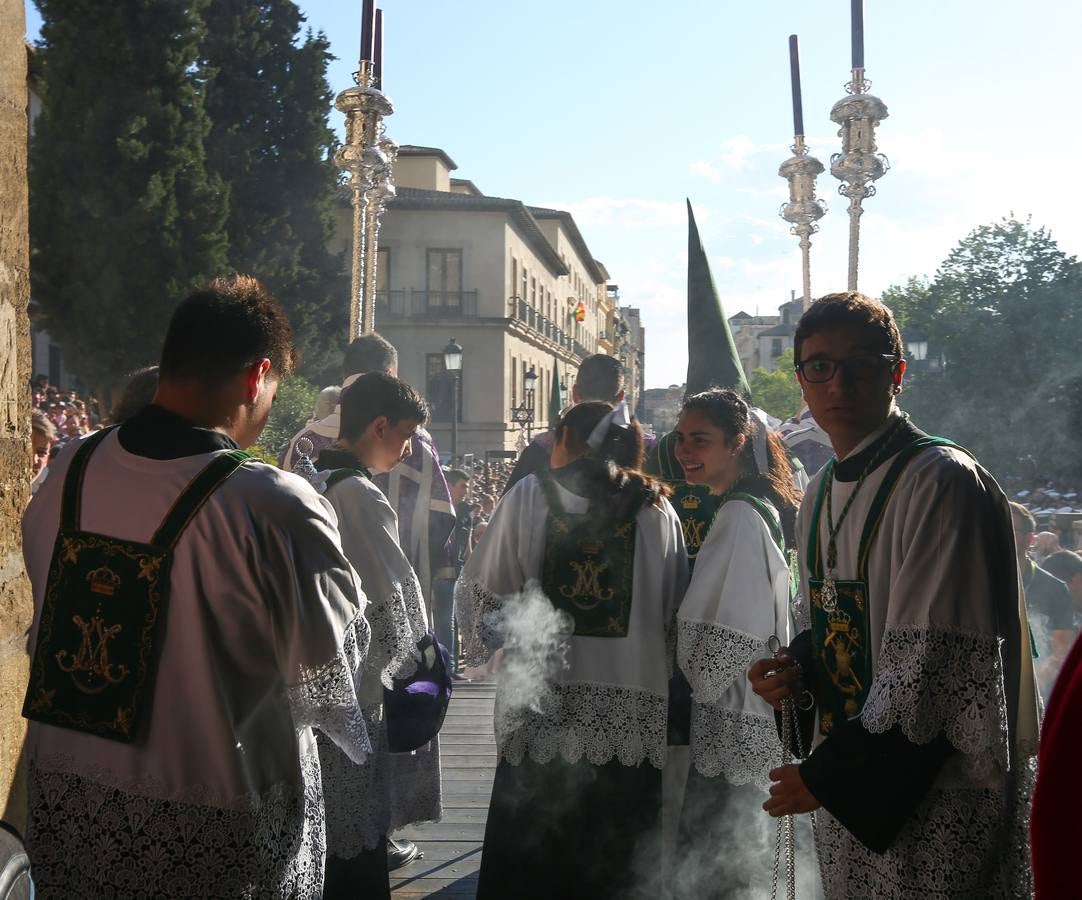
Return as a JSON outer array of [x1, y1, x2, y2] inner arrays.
[[368, 146, 621, 457]]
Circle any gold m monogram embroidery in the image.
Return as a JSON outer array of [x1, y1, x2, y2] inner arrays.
[[682, 517, 706, 552], [560, 558, 614, 608], [56, 611, 130, 694]]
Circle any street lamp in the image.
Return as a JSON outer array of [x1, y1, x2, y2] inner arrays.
[[444, 337, 463, 463], [523, 366, 538, 439], [559, 376, 568, 409]]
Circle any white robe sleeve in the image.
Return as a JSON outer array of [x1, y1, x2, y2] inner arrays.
[[266, 485, 372, 765], [454, 477, 541, 667], [678, 500, 790, 703], [327, 476, 428, 703], [860, 449, 1021, 777]]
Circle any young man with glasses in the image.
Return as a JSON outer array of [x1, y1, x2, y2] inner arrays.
[[749, 291, 1038, 897]]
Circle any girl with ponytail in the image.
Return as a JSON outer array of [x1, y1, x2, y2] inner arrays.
[[670, 388, 801, 893], [456, 400, 688, 899]]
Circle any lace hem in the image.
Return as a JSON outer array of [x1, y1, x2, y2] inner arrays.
[[861, 624, 1009, 777], [319, 707, 388, 857], [26, 751, 325, 898], [677, 619, 767, 704], [814, 762, 1034, 899], [497, 682, 667, 768], [454, 577, 504, 666], [288, 611, 371, 765], [367, 577, 427, 691], [388, 739, 443, 831], [690, 703, 780, 788]]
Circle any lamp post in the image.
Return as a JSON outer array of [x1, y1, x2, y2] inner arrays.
[[524, 366, 538, 440], [444, 337, 463, 464], [559, 376, 568, 409]]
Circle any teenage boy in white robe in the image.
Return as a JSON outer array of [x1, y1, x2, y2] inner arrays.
[[750, 291, 1039, 898], [310, 372, 436, 900], [21, 276, 371, 897]]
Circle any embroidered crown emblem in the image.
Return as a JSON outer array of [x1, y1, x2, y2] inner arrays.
[[578, 540, 602, 556], [87, 567, 121, 597], [681, 494, 701, 511]]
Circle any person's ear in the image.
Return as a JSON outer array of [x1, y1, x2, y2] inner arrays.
[[891, 358, 906, 393], [371, 415, 389, 441], [245, 359, 271, 403], [571, 383, 580, 404], [730, 433, 747, 456], [614, 389, 625, 403]]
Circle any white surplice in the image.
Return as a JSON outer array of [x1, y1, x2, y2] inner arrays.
[[677, 497, 792, 788], [455, 474, 689, 769], [315, 468, 440, 856], [797, 411, 1039, 898], [21, 430, 371, 898]]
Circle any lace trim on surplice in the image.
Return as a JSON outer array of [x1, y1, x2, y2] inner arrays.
[[677, 618, 768, 704], [814, 755, 1035, 899], [497, 682, 668, 769], [690, 703, 780, 788], [26, 749, 325, 898], [288, 610, 371, 765], [454, 577, 504, 667], [861, 624, 1010, 778]]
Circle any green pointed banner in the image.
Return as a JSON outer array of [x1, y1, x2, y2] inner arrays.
[[686, 200, 751, 398], [548, 353, 564, 428]]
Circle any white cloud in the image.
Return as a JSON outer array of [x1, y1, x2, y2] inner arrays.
[[688, 134, 788, 182]]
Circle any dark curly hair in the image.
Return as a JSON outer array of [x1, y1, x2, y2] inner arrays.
[[793, 291, 903, 363]]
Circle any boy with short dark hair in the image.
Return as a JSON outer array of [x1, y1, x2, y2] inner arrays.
[[310, 372, 440, 900], [750, 291, 1037, 897]]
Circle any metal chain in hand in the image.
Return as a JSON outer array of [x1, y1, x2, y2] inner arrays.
[[768, 635, 811, 900]]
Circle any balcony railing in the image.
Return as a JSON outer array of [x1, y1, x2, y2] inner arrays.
[[375, 289, 479, 319], [507, 297, 592, 360]]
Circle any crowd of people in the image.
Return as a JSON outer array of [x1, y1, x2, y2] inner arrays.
[[12, 278, 1081, 899]]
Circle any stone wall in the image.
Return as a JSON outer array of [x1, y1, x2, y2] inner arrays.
[[0, 0, 33, 829]]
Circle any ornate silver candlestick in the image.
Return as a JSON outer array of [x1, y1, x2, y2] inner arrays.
[[778, 36, 827, 310], [829, 1, 888, 292], [335, 57, 394, 337]]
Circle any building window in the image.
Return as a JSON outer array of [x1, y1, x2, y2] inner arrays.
[[530, 276, 537, 308], [510, 256, 517, 301], [521, 267, 528, 304], [771, 338, 783, 358], [426, 249, 463, 311], [426, 353, 462, 423], [511, 355, 517, 406]]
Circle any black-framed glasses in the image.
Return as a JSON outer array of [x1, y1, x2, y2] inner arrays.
[[794, 353, 899, 384]]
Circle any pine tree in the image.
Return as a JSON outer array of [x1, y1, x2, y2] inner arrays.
[[200, 0, 346, 384], [30, 0, 229, 390]]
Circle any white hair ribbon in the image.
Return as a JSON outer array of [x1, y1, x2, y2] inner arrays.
[[586, 399, 632, 452], [749, 406, 772, 475]]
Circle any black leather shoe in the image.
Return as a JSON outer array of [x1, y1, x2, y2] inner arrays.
[[386, 837, 421, 872]]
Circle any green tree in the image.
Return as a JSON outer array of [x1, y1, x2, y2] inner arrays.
[[749, 349, 803, 421], [200, 0, 346, 385], [257, 375, 319, 460], [30, 0, 229, 390], [883, 218, 1082, 481]]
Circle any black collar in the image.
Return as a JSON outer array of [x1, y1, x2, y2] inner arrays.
[[117, 404, 239, 460], [315, 447, 367, 473], [833, 415, 927, 482]]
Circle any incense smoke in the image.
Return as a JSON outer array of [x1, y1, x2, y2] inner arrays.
[[487, 582, 573, 734]]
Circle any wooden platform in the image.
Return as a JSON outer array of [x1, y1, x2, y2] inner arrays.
[[391, 679, 496, 898]]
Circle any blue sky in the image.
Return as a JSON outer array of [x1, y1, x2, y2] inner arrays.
[[24, 1, 1082, 388]]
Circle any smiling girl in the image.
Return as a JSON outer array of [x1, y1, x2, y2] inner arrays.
[[671, 388, 800, 895]]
